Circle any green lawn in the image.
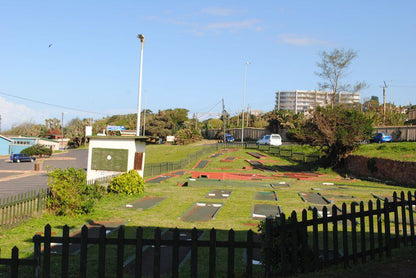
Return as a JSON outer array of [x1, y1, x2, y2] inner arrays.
[[353, 142, 416, 162], [0, 143, 415, 277]]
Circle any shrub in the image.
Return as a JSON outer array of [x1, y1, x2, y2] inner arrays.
[[47, 167, 105, 216], [108, 170, 145, 195], [21, 144, 53, 157]]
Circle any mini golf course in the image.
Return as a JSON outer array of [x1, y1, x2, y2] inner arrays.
[[181, 202, 223, 222], [193, 160, 210, 169]]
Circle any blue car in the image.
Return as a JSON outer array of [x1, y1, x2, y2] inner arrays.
[[373, 132, 392, 143], [225, 133, 235, 142]]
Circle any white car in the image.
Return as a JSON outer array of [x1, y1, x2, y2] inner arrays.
[[256, 134, 282, 146]]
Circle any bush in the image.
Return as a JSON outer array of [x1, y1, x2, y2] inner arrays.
[[108, 170, 145, 195], [21, 144, 53, 157], [47, 167, 105, 216]]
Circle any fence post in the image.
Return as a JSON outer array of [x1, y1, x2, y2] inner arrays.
[[154, 227, 161, 278], [135, 227, 143, 278], [61, 225, 70, 278], [408, 191, 415, 246], [332, 205, 339, 263], [392, 192, 400, 248], [368, 201, 375, 260], [191, 228, 198, 278], [172, 228, 180, 278], [384, 199, 391, 257], [98, 226, 106, 278], [80, 225, 88, 278], [227, 229, 235, 278], [11, 246, 18, 278], [360, 202, 366, 264], [342, 203, 349, 268], [43, 224, 51, 278], [209, 228, 217, 278], [246, 230, 253, 277], [400, 191, 408, 246], [33, 234, 41, 278], [264, 217, 272, 277]]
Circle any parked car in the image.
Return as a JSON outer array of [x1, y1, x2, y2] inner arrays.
[[10, 153, 36, 163], [372, 132, 392, 143], [224, 133, 235, 142], [256, 134, 282, 146]]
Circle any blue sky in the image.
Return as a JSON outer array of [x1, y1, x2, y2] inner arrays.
[[1, 1, 415, 130]]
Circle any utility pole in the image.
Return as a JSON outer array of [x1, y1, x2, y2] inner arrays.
[[382, 81, 388, 125], [61, 112, 64, 150], [0, 115, 2, 134], [222, 99, 226, 143]]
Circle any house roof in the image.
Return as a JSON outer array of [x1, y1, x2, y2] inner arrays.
[[0, 135, 13, 142]]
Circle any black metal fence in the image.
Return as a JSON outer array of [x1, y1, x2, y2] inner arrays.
[[144, 144, 217, 177], [0, 189, 48, 227], [1, 191, 415, 277]]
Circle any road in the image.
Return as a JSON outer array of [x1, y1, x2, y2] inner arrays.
[[0, 149, 88, 199]]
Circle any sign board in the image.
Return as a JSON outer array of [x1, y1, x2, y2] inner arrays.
[[107, 125, 126, 131], [166, 136, 175, 142], [85, 126, 92, 136]]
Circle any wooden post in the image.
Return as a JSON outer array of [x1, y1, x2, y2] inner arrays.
[[368, 201, 375, 260], [191, 228, 198, 278], [351, 203, 357, 264], [209, 228, 217, 278], [246, 230, 253, 277], [135, 227, 143, 278], [80, 225, 88, 278], [384, 199, 391, 257], [172, 228, 180, 278], [227, 229, 235, 278], [44, 224, 51, 278], [61, 225, 70, 278], [154, 227, 161, 278], [360, 202, 366, 264], [332, 205, 339, 263], [342, 203, 349, 268]]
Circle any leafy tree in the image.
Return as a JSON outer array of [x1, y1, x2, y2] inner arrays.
[[264, 110, 305, 134], [21, 144, 52, 157], [316, 48, 367, 105], [5, 122, 46, 136], [289, 105, 373, 167]]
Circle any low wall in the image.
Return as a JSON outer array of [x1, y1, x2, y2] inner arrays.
[[346, 155, 416, 187]]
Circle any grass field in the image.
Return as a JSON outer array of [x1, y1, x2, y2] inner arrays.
[[354, 142, 416, 162], [1, 142, 415, 277]]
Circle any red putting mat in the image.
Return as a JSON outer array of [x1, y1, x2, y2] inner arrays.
[[190, 171, 273, 181]]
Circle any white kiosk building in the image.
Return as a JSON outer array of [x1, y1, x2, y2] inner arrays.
[[86, 136, 147, 183]]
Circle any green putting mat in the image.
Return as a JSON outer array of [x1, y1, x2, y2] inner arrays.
[[181, 202, 223, 222], [252, 204, 282, 220], [254, 191, 278, 201], [126, 197, 167, 210]]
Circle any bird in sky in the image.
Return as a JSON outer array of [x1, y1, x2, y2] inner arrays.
[[48, 43, 53, 48]]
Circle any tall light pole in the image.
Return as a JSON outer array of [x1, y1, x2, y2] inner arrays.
[[136, 34, 145, 136], [241, 61, 250, 143]]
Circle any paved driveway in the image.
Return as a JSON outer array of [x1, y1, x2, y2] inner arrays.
[[0, 149, 88, 199]]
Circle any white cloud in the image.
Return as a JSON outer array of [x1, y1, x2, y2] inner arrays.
[[200, 7, 239, 17], [201, 19, 263, 33], [0, 97, 43, 131], [278, 34, 331, 46]]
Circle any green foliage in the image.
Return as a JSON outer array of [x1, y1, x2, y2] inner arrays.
[[289, 105, 374, 167], [174, 128, 202, 145], [47, 167, 105, 216], [108, 170, 145, 195], [354, 142, 416, 162], [258, 216, 314, 274], [21, 144, 52, 157]]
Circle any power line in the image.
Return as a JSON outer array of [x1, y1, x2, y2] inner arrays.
[[0, 91, 107, 115]]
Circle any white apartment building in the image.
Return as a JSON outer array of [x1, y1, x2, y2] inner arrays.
[[275, 90, 360, 113]]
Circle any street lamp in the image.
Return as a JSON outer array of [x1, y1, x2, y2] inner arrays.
[[241, 61, 250, 143], [136, 34, 145, 136]]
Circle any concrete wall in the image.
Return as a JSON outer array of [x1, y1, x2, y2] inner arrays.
[[346, 155, 416, 187]]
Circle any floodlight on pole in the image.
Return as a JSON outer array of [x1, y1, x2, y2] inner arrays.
[[241, 61, 250, 143], [136, 34, 145, 136]]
